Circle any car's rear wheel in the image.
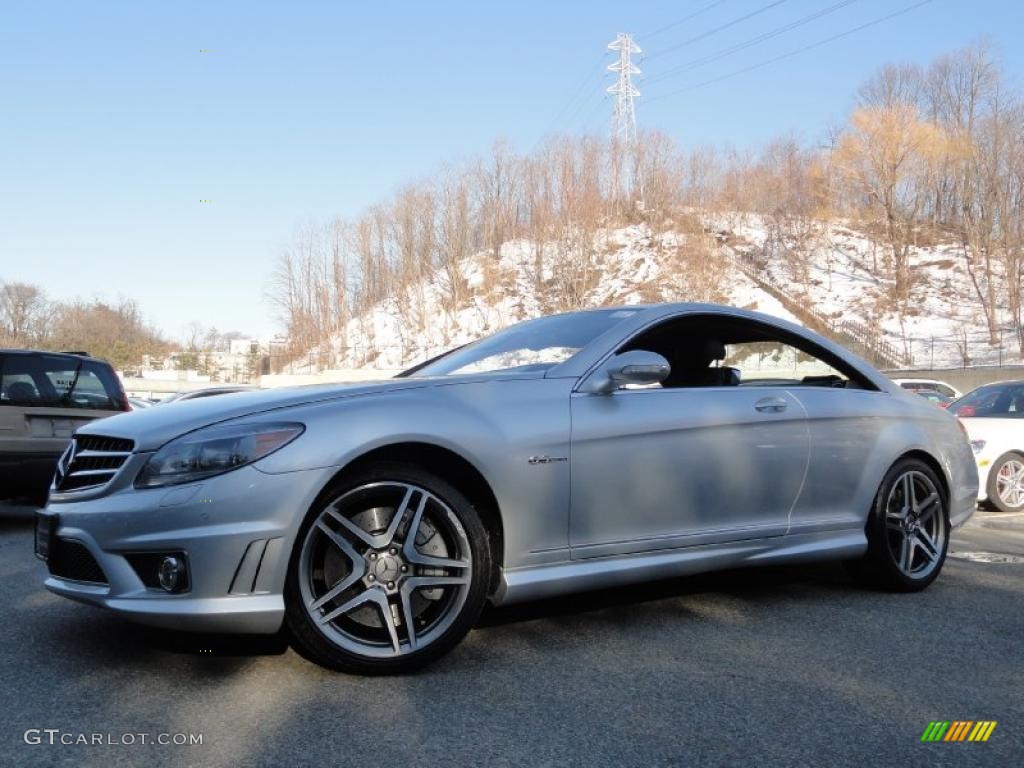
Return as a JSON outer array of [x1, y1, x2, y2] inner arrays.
[[847, 458, 949, 591], [985, 452, 1024, 513], [285, 462, 491, 674]]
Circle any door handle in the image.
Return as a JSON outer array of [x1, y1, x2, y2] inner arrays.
[[754, 396, 788, 413]]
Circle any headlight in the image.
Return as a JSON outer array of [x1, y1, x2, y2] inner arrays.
[[135, 422, 304, 488], [970, 439, 987, 455]]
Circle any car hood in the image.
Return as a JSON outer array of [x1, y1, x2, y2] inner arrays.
[[77, 378, 433, 451]]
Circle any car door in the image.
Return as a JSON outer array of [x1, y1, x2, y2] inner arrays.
[[568, 316, 811, 559], [712, 325, 891, 537]]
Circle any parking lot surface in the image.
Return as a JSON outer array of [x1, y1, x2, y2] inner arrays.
[[1, 502, 1021, 767]]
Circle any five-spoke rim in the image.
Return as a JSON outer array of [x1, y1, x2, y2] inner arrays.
[[884, 470, 945, 579], [299, 481, 472, 658], [995, 459, 1024, 508]]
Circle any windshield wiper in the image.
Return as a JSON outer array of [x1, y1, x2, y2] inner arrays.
[[60, 360, 84, 406]]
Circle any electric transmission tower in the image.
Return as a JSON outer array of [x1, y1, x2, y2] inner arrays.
[[606, 33, 641, 146]]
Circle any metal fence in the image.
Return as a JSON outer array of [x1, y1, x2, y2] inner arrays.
[[898, 329, 1024, 370]]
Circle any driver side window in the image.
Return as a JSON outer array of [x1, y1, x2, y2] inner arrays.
[[620, 314, 875, 391]]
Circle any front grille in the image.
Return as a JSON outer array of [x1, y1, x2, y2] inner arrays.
[[54, 434, 135, 493], [75, 435, 134, 453], [49, 538, 108, 584]]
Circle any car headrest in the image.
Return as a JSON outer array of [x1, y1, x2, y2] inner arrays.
[[6, 382, 37, 402], [675, 337, 726, 366], [702, 338, 726, 361]]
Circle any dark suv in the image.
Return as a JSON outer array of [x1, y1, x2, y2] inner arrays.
[[0, 350, 128, 502]]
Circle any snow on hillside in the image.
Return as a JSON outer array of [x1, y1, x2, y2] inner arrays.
[[297, 215, 1004, 373], [717, 214, 1003, 367], [301, 223, 796, 372]]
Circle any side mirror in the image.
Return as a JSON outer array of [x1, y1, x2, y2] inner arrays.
[[582, 350, 671, 394]]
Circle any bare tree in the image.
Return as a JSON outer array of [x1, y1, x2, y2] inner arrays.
[[0, 281, 49, 346], [835, 104, 953, 306], [436, 169, 474, 314]]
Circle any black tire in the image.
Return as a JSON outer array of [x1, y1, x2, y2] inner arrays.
[[846, 458, 950, 592], [285, 461, 492, 674], [985, 451, 1024, 513]]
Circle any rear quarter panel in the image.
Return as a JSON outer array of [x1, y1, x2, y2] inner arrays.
[[791, 388, 975, 532]]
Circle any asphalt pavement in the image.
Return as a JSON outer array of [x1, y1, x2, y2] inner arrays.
[[1, 501, 1021, 768]]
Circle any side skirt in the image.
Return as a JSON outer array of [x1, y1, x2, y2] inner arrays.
[[492, 529, 867, 605]]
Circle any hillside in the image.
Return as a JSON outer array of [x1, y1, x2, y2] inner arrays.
[[292, 214, 1008, 374]]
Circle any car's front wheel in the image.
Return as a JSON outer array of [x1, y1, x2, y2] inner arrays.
[[847, 458, 949, 591], [285, 462, 492, 674]]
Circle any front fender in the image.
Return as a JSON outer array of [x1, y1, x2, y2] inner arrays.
[[251, 378, 576, 569]]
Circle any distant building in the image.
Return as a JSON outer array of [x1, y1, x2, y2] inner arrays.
[[140, 337, 271, 385]]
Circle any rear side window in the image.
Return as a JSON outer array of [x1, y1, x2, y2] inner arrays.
[[719, 340, 851, 387], [0, 354, 126, 411]]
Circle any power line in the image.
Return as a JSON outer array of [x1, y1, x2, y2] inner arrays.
[[580, 93, 610, 134], [562, 88, 607, 135], [645, 0, 933, 103], [645, 0, 859, 87], [544, 51, 609, 138], [641, 0, 729, 41], [645, 0, 788, 62]]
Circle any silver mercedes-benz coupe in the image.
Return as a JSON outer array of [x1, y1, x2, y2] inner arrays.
[[36, 304, 977, 673]]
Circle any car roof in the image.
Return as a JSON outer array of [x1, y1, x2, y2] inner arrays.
[[0, 348, 101, 361], [189, 385, 253, 392]]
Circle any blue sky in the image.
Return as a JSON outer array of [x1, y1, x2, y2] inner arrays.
[[2, 0, 1022, 339]]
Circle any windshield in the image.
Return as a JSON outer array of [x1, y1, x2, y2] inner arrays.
[[407, 309, 638, 377], [0, 353, 127, 411], [949, 382, 1024, 418]]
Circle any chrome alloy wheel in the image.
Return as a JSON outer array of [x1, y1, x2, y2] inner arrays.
[[995, 458, 1024, 508], [298, 481, 472, 658], [884, 470, 946, 579]]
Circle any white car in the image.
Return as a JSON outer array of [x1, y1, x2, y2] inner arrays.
[[949, 380, 1024, 512], [893, 378, 962, 399]]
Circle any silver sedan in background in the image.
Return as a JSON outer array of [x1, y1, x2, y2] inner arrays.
[[36, 304, 977, 673]]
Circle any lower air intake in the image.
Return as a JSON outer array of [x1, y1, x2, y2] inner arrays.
[[49, 539, 108, 584]]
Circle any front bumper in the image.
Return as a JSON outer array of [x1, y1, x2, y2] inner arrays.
[[39, 463, 333, 634]]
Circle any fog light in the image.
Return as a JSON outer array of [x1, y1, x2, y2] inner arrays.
[[158, 556, 184, 592]]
